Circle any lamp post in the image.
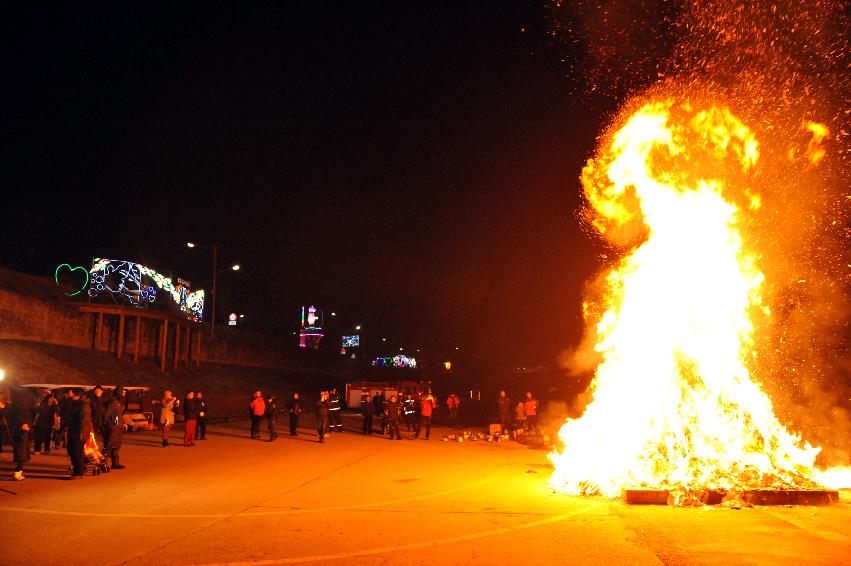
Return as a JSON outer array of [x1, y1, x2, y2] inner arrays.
[[188, 242, 240, 337]]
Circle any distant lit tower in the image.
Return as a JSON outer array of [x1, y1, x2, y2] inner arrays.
[[299, 305, 324, 350]]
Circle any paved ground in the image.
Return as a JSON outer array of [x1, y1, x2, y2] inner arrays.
[[1, 415, 849, 565]]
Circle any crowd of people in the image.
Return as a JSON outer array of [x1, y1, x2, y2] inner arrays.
[[0, 385, 128, 481], [1, 385, 543, 480]]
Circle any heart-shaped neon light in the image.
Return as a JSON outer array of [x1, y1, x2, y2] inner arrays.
[[55, 264, 90, 297]]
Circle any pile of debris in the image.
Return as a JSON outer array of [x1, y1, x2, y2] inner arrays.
[[441, 427, 554, 448]]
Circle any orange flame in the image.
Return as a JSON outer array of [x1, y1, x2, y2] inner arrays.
[[549, 100, 832, 498]]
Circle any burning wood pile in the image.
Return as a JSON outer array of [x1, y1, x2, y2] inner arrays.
[[546, 0, 850, 506]]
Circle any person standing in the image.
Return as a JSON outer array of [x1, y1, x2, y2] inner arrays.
[[446, 393, 461, 426], [266, 394, 278, 442], [373, 392, 386, 435], [513, 401, 526, 439], [33, 393, 58, 455], [0, 393, 31, 481], [67, 389, 91, 479], [385, 395, 402, 440], [497, 390, 512, 435], [328, 388, 342, 433], [524, 392, 538, 433], [158, 390, 176, 447], [103, 386, 126, 469], [249, 390, 265, 439], [0, 392, 6, 461], [414, 393, 435, 440], [315, 391, 330, 443], [286, 393, 302, 436], [183, 391, 198, 447], [361, 391, 374, 434], [89, 385, 107, 449], [401, 394, 416, 432], [58, 390, 74, 450], [195, 391, 208, 441]]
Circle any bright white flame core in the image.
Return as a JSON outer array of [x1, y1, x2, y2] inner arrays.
[[549, 101, 823, 498]]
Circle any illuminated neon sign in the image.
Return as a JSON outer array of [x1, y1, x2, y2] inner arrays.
[[299, 305, 324, 349], [88, 258, 204, 321], [54, 264, 90, 297], [372, 355, 417, 369]]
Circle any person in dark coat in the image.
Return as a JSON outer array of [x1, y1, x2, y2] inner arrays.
[[360, 391, 374, 434], [103, 386, 126, 469], [384, 395, 402, 440], [372, 393, 386, 435], [67, 389, 92, 479], [0, 393, 31, 480], [195, 391, 208, 440], [89, 385, 107, 448], [266, 394, 278, 442], [183, 391, 198, 447], [58, 390, 74, 449], [315, 391, 330, 443], [497, 390, 512, 435], [286, 393, 303, 436], [34, 393, 58, 454]]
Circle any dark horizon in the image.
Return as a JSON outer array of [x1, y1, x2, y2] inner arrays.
[[2, 4, 616, 372]]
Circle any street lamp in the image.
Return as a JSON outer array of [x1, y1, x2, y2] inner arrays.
[[187, 242, 240, 337], [355, 325, 361, 330]]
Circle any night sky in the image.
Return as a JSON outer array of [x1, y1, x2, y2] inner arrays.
[[3, 4, 614, 372]]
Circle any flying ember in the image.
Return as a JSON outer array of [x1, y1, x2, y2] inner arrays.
[[548, 99, 833, 500]]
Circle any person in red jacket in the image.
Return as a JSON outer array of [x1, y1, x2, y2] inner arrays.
[[249, 390, 266, 439], [446, 393, 460, 426], [523, 392, 538, 433], [414, 393, 436, 440]]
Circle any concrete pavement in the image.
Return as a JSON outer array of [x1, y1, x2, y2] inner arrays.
[[1, 414, 849, 565]]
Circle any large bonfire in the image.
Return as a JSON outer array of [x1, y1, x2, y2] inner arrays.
[[548, 98, 849, 501]]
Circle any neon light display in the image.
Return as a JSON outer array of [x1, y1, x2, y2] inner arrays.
[[342, 335, 360, 348], [372, 355, 417, 369], [88, 258, 204, 321], [299, 305, 324, 349], [54, 264, 90, 296]]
